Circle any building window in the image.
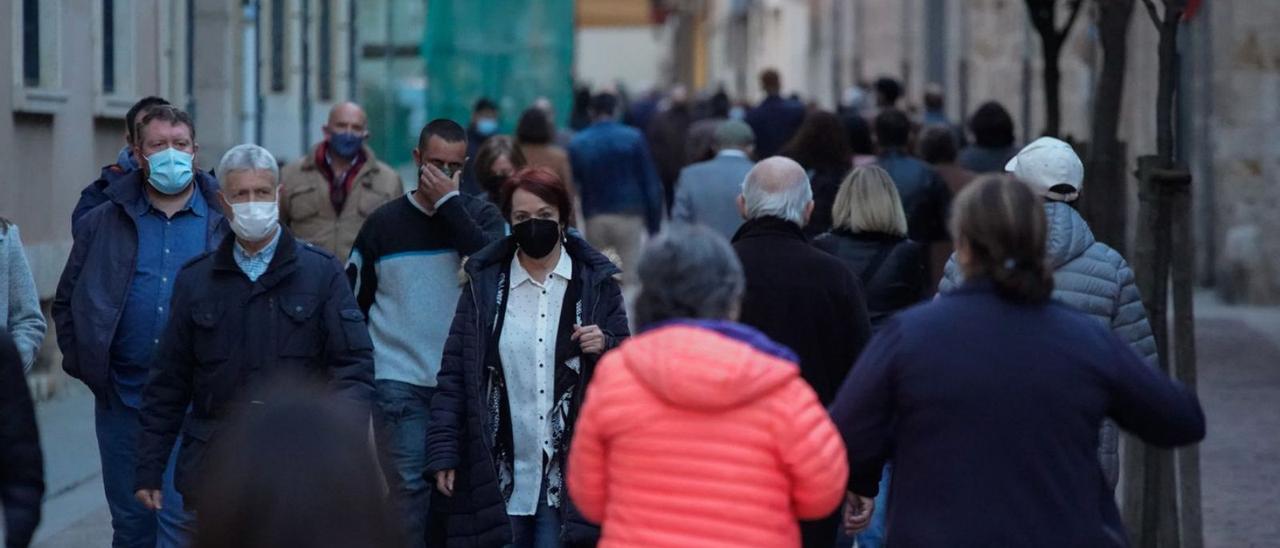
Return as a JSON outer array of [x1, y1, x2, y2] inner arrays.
[[12, 0, 66, 112], [318, 0, 333, 102], [22, 0, 39, 86], [271, 0, 287, 92], [18, 0, 60, 90], [103, 0, 114, 92]]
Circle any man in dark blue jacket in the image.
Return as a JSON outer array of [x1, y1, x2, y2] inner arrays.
[[53, 105, 217, 547], [72, 95, 171, 231], [745, 69, 806, 159], [568, 92, 665, 279], [133, 144, 374, 515], [874, 109, 953, 246]]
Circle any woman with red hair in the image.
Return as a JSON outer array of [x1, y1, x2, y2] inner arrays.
[[426, 167, 629, 548]]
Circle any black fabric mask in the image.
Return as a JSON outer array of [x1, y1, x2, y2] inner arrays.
[[513, 218, 561, 259]]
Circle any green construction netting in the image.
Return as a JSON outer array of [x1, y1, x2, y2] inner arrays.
[[422, 0, 576, 133]]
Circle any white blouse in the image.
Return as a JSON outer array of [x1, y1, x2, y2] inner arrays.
[[498, 246, 572, 516]]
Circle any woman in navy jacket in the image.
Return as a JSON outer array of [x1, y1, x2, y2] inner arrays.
[[830, 176, 1205, 547], [427, 168, 629, 548]]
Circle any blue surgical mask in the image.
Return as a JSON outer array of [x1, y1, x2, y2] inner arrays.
[[328, 132, 365, 159], [729, 107, 746, 120], [145, 147, 195, 195], [475, 118, 499, 136]]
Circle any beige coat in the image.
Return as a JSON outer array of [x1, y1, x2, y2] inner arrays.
[[518, 143, 575, 196], [279, 144, 402, 262]]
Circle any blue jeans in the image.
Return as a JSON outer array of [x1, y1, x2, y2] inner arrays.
[[374, 380, 438, 548], [95, 389, 195, 548], [507, 492, 562, 548], [853, 464, 892, 548]]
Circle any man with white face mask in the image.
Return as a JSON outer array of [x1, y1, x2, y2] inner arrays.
[[54, 105, 220, 547], [133, 144, 375, 520]]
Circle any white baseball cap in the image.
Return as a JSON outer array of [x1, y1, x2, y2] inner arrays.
[[1005, 137, 1084, 202]]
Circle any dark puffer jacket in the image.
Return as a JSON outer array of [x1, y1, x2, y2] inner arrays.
[[814, 230, 927, 328], [0, 332, 43, 548], [426, 232, 630, 547]]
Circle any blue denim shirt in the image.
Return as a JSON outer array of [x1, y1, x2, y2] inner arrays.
[[110, 189, 209, 408], [567, 121, 665, 233]]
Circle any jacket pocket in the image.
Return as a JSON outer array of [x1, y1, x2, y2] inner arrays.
[[287, 185, 323, 222], [278, 294, 322, 357], [190, 301, 230, 363], [355, 183, 392, 217], [176, 416, 218, 500], [340, 308, 373, 351]]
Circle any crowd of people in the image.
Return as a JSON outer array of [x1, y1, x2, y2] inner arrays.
[[0, 68, 1208, 548]]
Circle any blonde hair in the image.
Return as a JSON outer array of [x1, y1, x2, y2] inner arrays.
[[831, 166, 908, 237]]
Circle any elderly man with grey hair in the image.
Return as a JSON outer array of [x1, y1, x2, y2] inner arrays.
[[730, 157, 872, 548], [134, 143, 374, 515]]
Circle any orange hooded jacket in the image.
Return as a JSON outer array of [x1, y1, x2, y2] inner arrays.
[[568, 322, 848, 547]]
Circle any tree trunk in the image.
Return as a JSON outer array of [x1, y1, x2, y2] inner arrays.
[[1083, 0, 1135, 253], [1042, 39, 1063, 137]]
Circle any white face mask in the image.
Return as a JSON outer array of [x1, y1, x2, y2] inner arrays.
[[228, 191, 279, 242]]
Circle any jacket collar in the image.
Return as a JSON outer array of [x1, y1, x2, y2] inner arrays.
[[105, 169, 222, 219], [831, 228, 906, 243], [731, 216, 808, 244], [212, 227, 299, 288], [467, 229, 621, 282], [638, 318, 799, 363], [300, 142, 380, 173]]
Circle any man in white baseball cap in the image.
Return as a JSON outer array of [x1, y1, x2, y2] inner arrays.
[[1004, 136, 1085, 202], [940, 135, 1158, 496]]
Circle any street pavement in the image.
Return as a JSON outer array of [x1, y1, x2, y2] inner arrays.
[[18, 292, 1280, 547]]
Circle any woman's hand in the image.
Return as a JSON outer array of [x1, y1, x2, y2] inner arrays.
[[572, 324, 606, 355], [434, 469, 456, 497]]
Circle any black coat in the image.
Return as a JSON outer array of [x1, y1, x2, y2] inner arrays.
[[0, 333, 43, 548], [135, 229, 375, 505], [813, 230, 927, 327], [426, 233, 630, 548], [731, 217, 872, 405], [803, 165, 851, 238]]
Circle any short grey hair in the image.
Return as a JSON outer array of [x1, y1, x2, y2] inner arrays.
[[633, 223, 745, 328], [218, 144, 280, 186], [741, 156, 813, 226]]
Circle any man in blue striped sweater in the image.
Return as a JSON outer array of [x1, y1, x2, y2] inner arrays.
[[347, 119, 505, 547]]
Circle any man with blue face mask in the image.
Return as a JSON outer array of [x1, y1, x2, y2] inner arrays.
[[54, 105, 225, 547], [461, 97, 500, 197], [279, 101, 402, 262]]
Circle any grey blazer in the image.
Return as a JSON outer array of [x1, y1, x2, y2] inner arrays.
[[671, 152, 754, 240], [1, 224, 46, 372]]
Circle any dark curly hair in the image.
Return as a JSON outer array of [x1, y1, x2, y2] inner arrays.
[[779, 110, 853, 172]]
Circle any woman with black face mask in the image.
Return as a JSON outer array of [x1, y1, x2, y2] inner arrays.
[[426, 167, 630, 548]]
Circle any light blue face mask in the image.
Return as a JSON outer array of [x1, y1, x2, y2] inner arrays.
[[475, 118, 499, 136], [729, 106, 746, 120], [145, 147, 195, 195]]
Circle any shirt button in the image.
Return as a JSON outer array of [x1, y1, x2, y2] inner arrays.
[[157, 306, 164, 312], [538, 338, 543, 342], [161, 277, 168, 283], [539, 363, 544, 368], [164, 248, 170, 254], [153, 339, 160, 345], [295, 306, 303, 313]]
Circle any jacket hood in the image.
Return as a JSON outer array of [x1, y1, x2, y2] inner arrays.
[[1044, 201, 1096, 269], [619, 320, 799, 411]]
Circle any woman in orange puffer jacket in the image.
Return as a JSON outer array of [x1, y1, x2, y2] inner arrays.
[[568, 224, 851, 548]]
